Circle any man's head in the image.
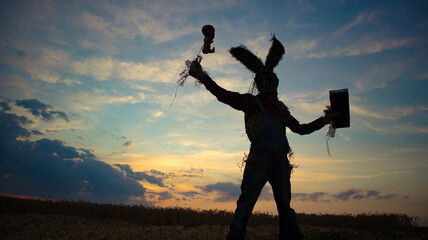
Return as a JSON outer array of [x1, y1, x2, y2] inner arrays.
[[254, 71, 279, 98], [229, 36, 285, 98]]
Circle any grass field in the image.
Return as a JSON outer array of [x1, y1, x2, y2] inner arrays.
[[1, 196, 427, 239]]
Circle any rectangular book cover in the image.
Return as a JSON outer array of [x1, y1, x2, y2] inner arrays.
[[329, 88, 350, 128]]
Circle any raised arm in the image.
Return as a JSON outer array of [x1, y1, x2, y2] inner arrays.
[[189, 59, 252, 112]]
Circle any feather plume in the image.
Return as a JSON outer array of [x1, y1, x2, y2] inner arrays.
[[265, 37, 285, 71], [229, 46, 264, 74]]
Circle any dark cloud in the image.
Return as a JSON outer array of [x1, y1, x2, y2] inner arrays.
[[352, 194, 365, 200], [158, 191, 174, 201], [292, 189, 400, 202], [258, 186, 274, 201], [0, 100, 146, 203], [123, 141, 133, 148], [376, 194, 397, 200], [179, 168, 204, 178], [203, 182, 240, 202], [332, 188, 360, 201], [0, 101, 11, 111], [331, 189, 399, 201], [353, 190, 380, 200], [31, 130, 44, 135], [181, 168, 204, 174], [150, 169, 167, 177], [179, 191, 202, 199], [200, 183, 273, 202], [365, 190, 380, 198], [15, 99, 69, 122], [182, 174, 198, 177], [16, 50, 26, 58], [115, 164, 166, 188], [293, 192, 329, 202], [0, 109, 32, 144]]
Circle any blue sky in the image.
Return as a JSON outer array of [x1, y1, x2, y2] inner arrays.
[[1, 0, 427, 225]]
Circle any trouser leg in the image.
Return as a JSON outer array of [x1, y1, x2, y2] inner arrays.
[[227, 151, 268, 240], [269, 153, 303, 240]]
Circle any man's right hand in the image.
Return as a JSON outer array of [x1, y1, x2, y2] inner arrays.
[[189, 58, 207, 82]]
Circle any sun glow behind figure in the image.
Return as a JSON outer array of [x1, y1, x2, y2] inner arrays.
[[0, 0, 427, 226]]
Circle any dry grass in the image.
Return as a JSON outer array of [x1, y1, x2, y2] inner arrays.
[[2, 213, 427, 240], [1, 196, 427, 239]]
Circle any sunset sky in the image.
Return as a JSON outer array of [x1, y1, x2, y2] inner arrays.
[[1, 0, 427, 225]]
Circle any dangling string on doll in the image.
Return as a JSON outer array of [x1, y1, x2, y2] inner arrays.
[[326, 122, 336, 156], [170, 25, 215, 108]]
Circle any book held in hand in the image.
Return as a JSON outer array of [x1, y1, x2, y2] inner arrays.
[[329, 88, 350, 128]]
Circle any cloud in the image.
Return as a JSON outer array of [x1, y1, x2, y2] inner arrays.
[[0, 101, 12, 111], [150, 169, 168, 177], [332, 188, 360, 201], [351, 103, 428, 134], [308, 36, 414, 59], [15, 99, 69, 122], [285, 20, 317, 30], [115, 164, 167, 188], [157, 191, 174, 201], [292, 189, 402, 202], [8, 99, 91, 134], [293, 192, 329, 202], [176, 140, 210, 149], [103, 1, 237, 44], [180, 168, 204, 176], [287, 38, 322, 59], [152, 111, 164, 118], [59, 78, 82, 86], [108, 5, 198, 44], [203, 182, 240, 202], [69, 55, 185, 84], [244, 34, 270, 59], [376, 194, 396, 200], [63, 91, 147, 113], [0, 99, 146, 203], [365, 190, 380, 198], [258, 186, 274, 201], [353, 59, 410, 91], [351, 103, 428, 128], [0, 47, 70, 83], [297, 9, 419, 60], [201, 182, 278, 202], [351, 105, 396, 120], [123, 141, 133, 148], [0, 104, 32, 143], [353, 190, 379, 200], [80, 11, 115, 38], [179, 191, 202, 198], [70, 57, 116, 81], [181, 174, 198, 178], [363, 121, 428, 135], [332, 11, 377, 38], [330, 189, 399, 202], [1, 37, 186, 85]]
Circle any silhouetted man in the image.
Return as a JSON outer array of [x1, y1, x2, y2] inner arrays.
[[189, 36, 335, 240]]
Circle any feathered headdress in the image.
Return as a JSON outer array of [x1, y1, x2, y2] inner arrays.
[[229, 36, 285, 75]]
